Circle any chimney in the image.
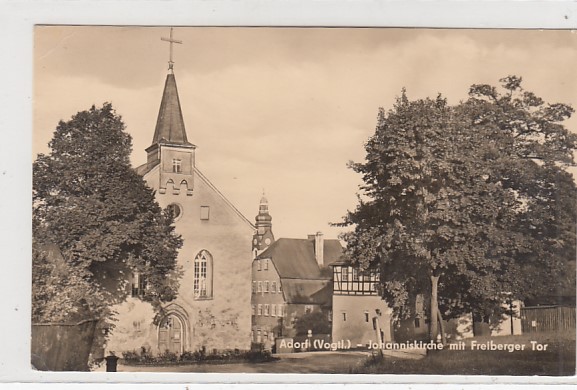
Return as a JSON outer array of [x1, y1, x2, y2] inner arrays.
[[314, 231, 324, 267]]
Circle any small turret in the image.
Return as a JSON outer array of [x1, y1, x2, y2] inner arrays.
[[253, 192, 275, 254]]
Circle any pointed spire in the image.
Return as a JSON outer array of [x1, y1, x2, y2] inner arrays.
[[149, 73, 192, 147]]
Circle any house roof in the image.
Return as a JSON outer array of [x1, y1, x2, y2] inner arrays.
[[324, 240, 345, 266], [149, 73, 194, 148], [281, 279, 332, 305], [256, 238, 342, 279]]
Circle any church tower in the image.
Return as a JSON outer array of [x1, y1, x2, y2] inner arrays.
[[144, 69, 195, 198], [253, 193, 275, 255]]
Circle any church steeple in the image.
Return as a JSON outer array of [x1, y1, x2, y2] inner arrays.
[[148, 27, 191, 151], [253, 192, 275, 254], [145, 28, 195, 197], [150, 73, 191, 147]]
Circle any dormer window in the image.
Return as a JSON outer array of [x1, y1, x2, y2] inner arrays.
[[172, 159, 182, 173]]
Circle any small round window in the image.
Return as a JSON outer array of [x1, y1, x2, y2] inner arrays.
[[167, 203, 182, 220]]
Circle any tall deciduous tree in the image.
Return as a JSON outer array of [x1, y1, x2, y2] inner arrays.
[[463, 76, 577, 301], [33, 103, 183, 326], [338, 78, 576, 342]]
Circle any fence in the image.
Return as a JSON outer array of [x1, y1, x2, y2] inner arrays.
[[520, 305, 575, 334]]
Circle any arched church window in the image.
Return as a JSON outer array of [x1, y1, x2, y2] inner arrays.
[[194, 250, 213, 299]]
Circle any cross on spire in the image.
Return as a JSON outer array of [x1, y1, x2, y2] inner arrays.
[[161, 27, 182, 72]]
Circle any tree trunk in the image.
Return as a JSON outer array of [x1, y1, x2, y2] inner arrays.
[[437, 306, 447, 345], [429, 274, 439, 342]]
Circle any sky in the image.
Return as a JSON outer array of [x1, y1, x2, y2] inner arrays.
[[33, 27, 577, 240]]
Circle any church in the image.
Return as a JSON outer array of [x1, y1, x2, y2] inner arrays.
[[106, 41, 254, 355]]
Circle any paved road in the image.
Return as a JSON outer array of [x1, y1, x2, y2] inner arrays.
[[115, 351, 371, 373]]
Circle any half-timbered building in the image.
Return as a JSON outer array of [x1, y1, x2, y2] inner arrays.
[[331, 261, 394, 347]]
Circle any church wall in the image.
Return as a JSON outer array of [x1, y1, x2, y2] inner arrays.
[[107, 166, 253, 355], [162, 172, 253, 352], [105, 299, 160, 355]]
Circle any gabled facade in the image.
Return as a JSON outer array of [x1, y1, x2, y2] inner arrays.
[[106, 68, 254, 355]]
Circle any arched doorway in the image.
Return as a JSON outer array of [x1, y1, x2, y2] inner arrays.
[[158, 314, 184, 354]]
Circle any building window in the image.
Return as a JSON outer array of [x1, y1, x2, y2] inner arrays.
[[200, 206, 210, 220], [415, 317, 421, 328], [271, 281, 276, 293], [305, 305, 313, 314], [252, 281, 256, 294], [264, 259, 269, 270], [342, 268, 349, 282], [278, 283, 282, 293], [257, 260, 262, 271], [264, 304, 270, 316], [257, 304, 262, 316], [194, 250, 213, 299], [364, 311, 370, 323], [172, 159, 182, 173], [131, 273, 146, 297], [257, 281, 262, 293], [342, 312, 347, 322], [256, 329, 261, 343], [271, 304, 276, 317], [166, 203, 182, 220], [264, 281, 269, 293], [251, 305, 256, 316]]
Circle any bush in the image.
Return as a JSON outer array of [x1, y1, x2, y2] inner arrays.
[[158, 350, 178, 363], [121, 350, 140, 364], [179, 350, 203, 363], [120, 346, 277, 365], [243, 349, 273, 363]]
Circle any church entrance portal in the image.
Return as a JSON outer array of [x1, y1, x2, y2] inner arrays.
[[158, 314, 184, 354]]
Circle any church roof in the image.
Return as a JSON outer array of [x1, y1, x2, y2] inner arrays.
[[256, 238, 342, 279], [150, 73, 193, 147]]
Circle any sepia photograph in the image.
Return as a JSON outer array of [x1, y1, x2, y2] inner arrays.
[[31, 26, 576, 376]]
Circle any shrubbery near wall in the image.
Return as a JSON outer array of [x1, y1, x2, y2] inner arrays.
[[121, 347, 275, 365]]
